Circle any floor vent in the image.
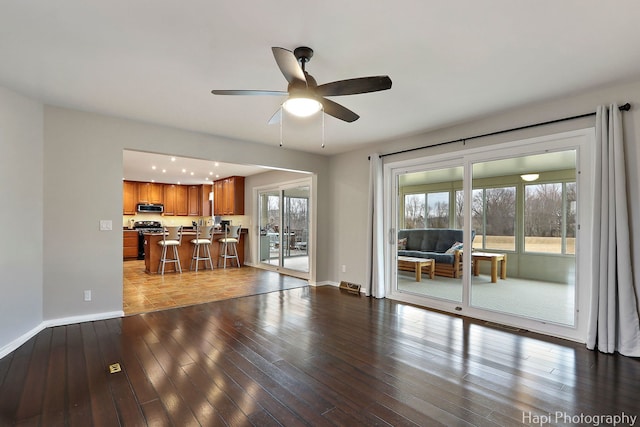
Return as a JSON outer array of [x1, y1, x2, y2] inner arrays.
[[339, 281, 361, 294], [109, 363, 122, 374], [484, 321, 527, 333]]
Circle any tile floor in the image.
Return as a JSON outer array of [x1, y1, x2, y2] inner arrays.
[[123, 260, 308, 315]]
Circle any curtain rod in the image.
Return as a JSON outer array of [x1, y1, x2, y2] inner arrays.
[[377, 102, 631, 159]]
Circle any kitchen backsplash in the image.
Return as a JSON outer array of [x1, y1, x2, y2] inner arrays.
[[123, 214, 250, 228]]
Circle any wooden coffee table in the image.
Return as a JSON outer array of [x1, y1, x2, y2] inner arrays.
[[471, 252, 507, 283], [398, 256, 435, 281]]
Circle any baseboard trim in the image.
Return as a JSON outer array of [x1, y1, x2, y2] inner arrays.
[[42, 310, 124, 328], [0, 310, 124, 360]]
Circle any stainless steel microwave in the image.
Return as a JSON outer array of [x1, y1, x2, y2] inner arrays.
[[136, 203, 164, 213]]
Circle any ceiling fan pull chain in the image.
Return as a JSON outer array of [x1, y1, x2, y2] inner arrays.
[[321, 107, 325, 149], [279, 106, 284, 147]]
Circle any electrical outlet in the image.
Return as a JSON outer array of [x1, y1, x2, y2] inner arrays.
[[84, 290, 92, 301], [341, 265, 346, 273]]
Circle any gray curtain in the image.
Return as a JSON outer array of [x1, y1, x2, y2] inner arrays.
[[367, 153, 385, 298], [587, 104, 640, 356]]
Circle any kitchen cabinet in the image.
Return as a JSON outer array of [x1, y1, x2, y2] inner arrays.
[[138, 182, 163, 204], [123, 230, 139, 260], [213, 176, 244, 215], [123, 181, 137, 215], [201, 184, 213, 217], [176, 185, 188, 216], [187, 185, 200, 216], [163, 184, 177, 215]]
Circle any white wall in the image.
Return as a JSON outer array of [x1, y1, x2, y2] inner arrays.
[[42, 106, 331, 320], [328, 78, 640, 295], [0, 87, 44, 355]]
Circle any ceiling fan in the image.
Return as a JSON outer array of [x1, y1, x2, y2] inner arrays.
[[211, 46, 392, 123]]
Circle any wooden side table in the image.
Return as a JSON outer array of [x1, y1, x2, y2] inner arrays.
[[471, 252, 507, 283], [398, 256, 435, 281]]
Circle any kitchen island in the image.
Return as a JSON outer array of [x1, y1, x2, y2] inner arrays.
[[144, 229, 246, 274]]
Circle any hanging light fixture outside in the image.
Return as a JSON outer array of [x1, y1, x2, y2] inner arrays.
[[282, 97, 322, 117], [520, 173, 540, 182]]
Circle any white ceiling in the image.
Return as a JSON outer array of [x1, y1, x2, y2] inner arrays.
[[2, 1, 640, 157], [122, 150, 270, 185]]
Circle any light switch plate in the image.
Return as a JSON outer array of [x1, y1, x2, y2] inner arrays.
[[99, 220, 112, 231]]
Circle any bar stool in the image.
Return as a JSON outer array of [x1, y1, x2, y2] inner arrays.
[[190, 225, 214, 271], [218, 224, 241, 268], [158, 225, 182, 274]]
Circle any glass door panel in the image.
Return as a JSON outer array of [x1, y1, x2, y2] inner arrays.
[[282, 186, 309, 273], [259, 190, 280, 267], [396, 165, 464, 303], [470, 150, 577, 326]]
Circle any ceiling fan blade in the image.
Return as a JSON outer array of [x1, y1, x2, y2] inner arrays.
[[267, 107, 282, 125], [272, 47, 306, 84], [211, 89, 287, 96], [320, 98, 359, 123], [316, 76, 392, 96]]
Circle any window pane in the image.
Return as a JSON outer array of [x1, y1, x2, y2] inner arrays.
[[485, 187, 516, 251], [404, 194, 425, 229], [426, 192, 449, 228], [524, 183, 562, 253], [566, 182, 576, 255], [454, 190, 464, 229], [471, 189, 484, 249]]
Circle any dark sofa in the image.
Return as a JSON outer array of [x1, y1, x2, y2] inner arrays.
[[398, 228, 471, 278]]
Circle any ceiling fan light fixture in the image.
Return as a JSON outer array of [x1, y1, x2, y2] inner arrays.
[[521, 173, 540, 182], [283, 97, 322, 117]]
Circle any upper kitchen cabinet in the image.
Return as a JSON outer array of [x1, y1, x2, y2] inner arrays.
[[138, 182, 163, 204], [187, 185, 200, 216], [176, 185, 189, 216], [214, 176, 245, 215], [163, 184, 178, 216], [123, 181, 137, 215]]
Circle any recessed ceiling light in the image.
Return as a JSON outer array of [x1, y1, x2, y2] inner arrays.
[[151, 165, 156, 170], [190, 172, 194, 176], [162, 169, 166, 173], [151, 179, 155, 183], [177, 181, 181, 185], [214, 162, 219, 167], [216, 174, 219, 178], [205, 177, 209, 181], [209, 171, 213, 175], [182, 168, 186, 173], [170, 157, 176, 162]]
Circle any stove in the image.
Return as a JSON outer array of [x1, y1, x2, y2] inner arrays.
[[133, 220, 163, 232], [133, 221, 163, 259]]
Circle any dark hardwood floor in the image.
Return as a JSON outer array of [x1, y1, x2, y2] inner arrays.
[[1, 286, 638, 426]]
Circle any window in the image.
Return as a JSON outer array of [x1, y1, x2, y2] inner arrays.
[[472, 187, 516, 251], [404, 194, 425, 228], [404, 192, 450, 229], [524, 182, 575, 254]]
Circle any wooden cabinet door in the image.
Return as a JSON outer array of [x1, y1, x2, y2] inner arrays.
[[137, 182, 151, 204], [228, 176, 245, 215], [150, 183, 163, 204], [213, 180, 223, 215], [200, 184, 213, 217], [188, 185, 200, 216], [123, 231, 139, 259], [123, 181, 137, 214], [163, 184, 177, 216], [176, 185, 188, 216], [138, 182, 163, 204]]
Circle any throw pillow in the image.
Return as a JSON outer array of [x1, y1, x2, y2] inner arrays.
[[445, 241, 463, 254], [397, 238, 407, 250]]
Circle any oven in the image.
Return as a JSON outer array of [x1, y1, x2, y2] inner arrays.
[[133, 221, 163, 260]]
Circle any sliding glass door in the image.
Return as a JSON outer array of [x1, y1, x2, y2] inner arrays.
[[386, 129, 593, 341], [258, 182, 310, 277]]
